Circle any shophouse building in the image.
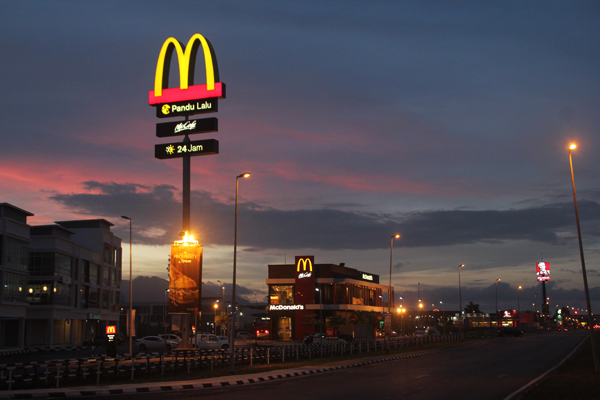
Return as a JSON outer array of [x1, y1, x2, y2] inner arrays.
[[0, 203, 122, 350], [266, 256, 391, 341], [0, 203, 33, 348]]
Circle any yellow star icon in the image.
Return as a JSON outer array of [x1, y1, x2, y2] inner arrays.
[[166, 144, 175, 155]]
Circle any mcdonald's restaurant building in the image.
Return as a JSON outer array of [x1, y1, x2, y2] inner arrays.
[[266, 256, 391, 341]]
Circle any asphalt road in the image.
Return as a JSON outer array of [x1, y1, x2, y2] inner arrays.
[[89, 331, 586, 400]]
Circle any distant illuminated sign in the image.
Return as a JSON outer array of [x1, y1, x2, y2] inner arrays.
[[149, 34, 225, 106], [295, 256, 315, 305], [106, 326, 116, 335], [297, 258, 313, 272], [536, 262, 551, 282], [362, 273, 373, 281], [156, 117, 218, 138], [268, 304, 304, 311], [155, 139, 219, 160]]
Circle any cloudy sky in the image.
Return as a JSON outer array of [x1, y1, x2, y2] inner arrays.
[[2, 1, 600, 314]]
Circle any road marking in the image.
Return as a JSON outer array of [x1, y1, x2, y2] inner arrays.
[[503, 335, 588, 400]]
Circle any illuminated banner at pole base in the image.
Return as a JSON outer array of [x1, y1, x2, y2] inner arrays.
[[155, 139, 219, 159], [156, 98, 218, 118], [156, 117, 218, 138]]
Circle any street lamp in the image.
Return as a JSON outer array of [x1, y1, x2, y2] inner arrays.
[[495, 279, 500, 328], [517, 286, 522, 329], [458, 264, 465, 329], [316, 287, 323, 333], [440, 301, 446, 335], [214, 302, 219, 334], [568, 144, 600, 373], [389, 234, 400, 314], [121, 215, 133, 356], [397, 306, 406, 336], [230, 172, 250, 373]]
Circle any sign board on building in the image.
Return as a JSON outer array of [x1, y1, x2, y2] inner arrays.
[[295, 256, 315, 306]]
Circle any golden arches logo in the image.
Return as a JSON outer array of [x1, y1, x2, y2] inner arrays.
[[149, 33, 225, 105], [297, 258, 313, 272]]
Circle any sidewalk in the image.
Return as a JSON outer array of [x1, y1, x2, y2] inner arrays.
[[0, 341, 484, 399]]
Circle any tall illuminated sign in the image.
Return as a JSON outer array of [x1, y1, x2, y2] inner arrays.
[[149, 33, 225, 105], [295, 256, 315, 305], [536, 262, 550, 282], [169, 233, 203, 313]]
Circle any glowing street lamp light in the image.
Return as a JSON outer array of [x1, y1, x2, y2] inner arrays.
[[568, 144, 600, 373], [230, 172, 250, 373]]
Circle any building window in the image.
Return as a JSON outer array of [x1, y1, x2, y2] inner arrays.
[[102, 290, 109, 309], [103, 267, 110, 286], [3, 272, 27, 302], [82, 260, 90, 283], [6, 236, 29, 271], [89, 288, 99, 308], [269, 285, 294, 305], [104, 245, 112, 264], [80, 286, 89, 309], [53, 282, 71, 306], [30, 252, 73, 277], [90, 263, 99, 285]]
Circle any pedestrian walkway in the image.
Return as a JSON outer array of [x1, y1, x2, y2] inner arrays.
[[0, 341, 486, 399]]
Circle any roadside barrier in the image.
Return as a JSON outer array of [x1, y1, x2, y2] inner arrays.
[[0, 331, 481, 391]]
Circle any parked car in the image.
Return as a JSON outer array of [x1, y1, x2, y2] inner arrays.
[[135, 336, 178, 351], [193, 334, 229, 350], [236, 331, 254, 340], [497, 327, 524, 337], [413, 330, 425, 337], [158, 334, 182, 343], [255, 328, 269, 339], [303, 333, 346, 345]]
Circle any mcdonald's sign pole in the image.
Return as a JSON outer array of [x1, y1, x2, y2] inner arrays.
[[150, 34, 225, 348]]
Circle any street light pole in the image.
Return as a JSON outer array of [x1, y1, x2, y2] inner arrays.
[[458, 264, 465, 329], [495, 279, 500, 328], [389, 234, 400, 314], [230, 172, 250, 374], [568, 144, 600, 373], [440, 301, 445, 335], [121, 216, 133, 356], [516, 286, 522, 329]]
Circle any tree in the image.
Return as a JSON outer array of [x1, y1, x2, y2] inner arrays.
[[464, 301, 481, 314]]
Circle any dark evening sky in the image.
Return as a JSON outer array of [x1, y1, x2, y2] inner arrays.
[[2, 1, 600, 313]]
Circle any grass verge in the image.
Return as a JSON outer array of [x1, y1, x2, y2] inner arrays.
[[520, 332, 600, 400]]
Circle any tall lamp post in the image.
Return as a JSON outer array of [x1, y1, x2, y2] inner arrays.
[[568, 144, 600, 373], [440, 301, 446, 335], [230, 172, 250, 373], [495, 278, 501, 328], [517, 286, 522, 328], [389, 234, 400, 314], [121, 215, 133, 356], [458, 264, 465, 324]]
